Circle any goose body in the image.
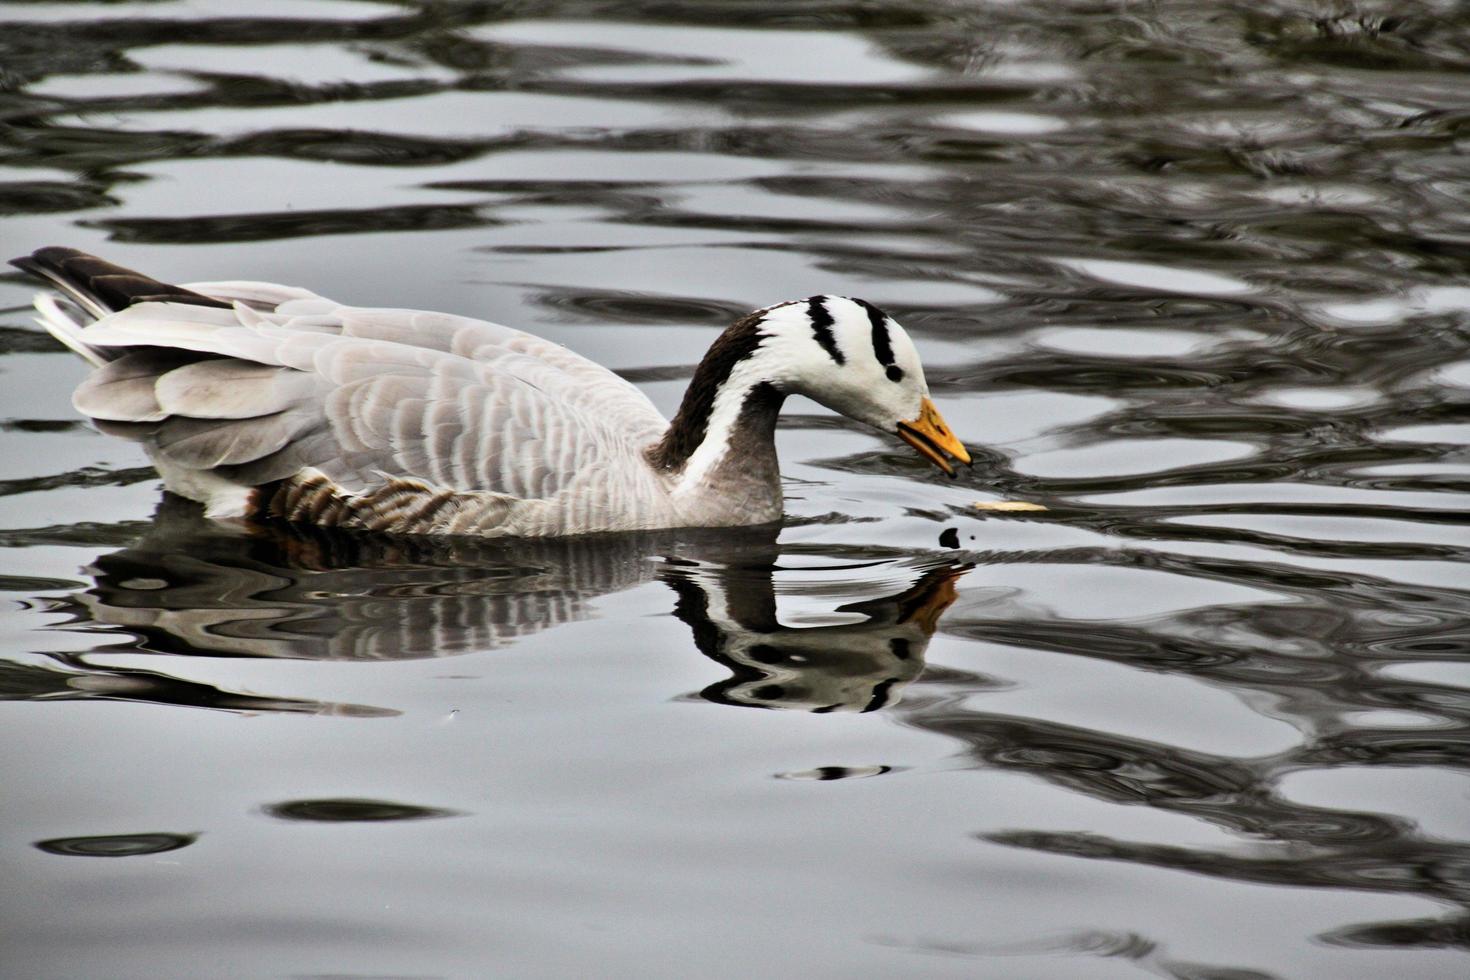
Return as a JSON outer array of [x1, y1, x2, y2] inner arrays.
[[13, 247, 970, 537]]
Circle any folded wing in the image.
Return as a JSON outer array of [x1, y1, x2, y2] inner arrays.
[[55, 286, 669, 528]]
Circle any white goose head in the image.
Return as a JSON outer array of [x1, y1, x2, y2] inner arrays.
[[760, 296, 968, 471], [649, 295, 971, 490]]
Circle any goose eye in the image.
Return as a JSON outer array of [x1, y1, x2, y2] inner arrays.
[[885, 365, 904, 382]]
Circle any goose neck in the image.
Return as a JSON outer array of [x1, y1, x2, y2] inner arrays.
[[646, 313, 788, 498]]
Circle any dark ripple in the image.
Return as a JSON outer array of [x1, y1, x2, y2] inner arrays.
[[221, 127, 488, 166], [0, 465, 157, 499], [0, 419, 85, 433], [991, 362, 1248, 393], [86, 202, 493, 245], [983, 829, 1470, 904], [923, 708, 1261, 808], [261, 799, 462, 823], [871, 927, 1159, 961], [1299, 730, 1470, 771], [1321, 912, 1470, 951], [530, 288, 746, 326], [0, 179, 115, 215], [1243, 10, 1470, 73], [776, 765, 896, 781], [34, 831, 197, 858], [0, 325, 67, 355], [0, 574, 83, 591]]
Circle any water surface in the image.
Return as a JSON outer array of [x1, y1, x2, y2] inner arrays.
[[2, 2, 1469, 977]]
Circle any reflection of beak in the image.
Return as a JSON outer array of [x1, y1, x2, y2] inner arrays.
[[897, 397, 971, 475], [896, 565, 966, 633]]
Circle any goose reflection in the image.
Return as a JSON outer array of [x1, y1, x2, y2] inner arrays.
[[666, 559, 962, 712], [27, 499, 966, 715]]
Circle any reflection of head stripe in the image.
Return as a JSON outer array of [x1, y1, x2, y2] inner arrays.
[[852, 297, 895, 366], [864, 677, 899, 712], [805, 296, 844, 365]]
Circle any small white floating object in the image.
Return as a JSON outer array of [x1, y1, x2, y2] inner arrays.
[[973, 500, 1049, 512]]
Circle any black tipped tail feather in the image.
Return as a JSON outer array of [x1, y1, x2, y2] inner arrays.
[[10, 246, 230, 320]]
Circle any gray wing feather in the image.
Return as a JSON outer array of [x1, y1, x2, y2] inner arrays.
[[217, 427, 349, 487], [153, 409, 318, 469], [334, 308, 665, 441], [61, 293, 671, 523], [154, 359, 324, 420], [73, 348, 200, 422]]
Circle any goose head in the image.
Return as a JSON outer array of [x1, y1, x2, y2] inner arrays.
[[651, 295, 972, 492], [759, 296, 971, 474]]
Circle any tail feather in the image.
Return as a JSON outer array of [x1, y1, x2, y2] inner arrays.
[[33, 293, 108, 367], [12, 246, 235, 366], [11, 247, 231, 320]]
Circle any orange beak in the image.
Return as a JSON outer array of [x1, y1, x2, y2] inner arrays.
[[897, 397, 971, 475]]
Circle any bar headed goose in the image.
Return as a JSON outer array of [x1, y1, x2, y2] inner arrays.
[[12, 247, 970, 536]]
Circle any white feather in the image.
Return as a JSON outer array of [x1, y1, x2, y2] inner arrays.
[[34, 293, 106, 367]]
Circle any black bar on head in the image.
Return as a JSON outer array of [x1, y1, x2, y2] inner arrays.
[[806, 296, 844, 365], [852, 297, 894, 366]]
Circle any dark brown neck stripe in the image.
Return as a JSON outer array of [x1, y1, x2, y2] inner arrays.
[[647, 310, 770, 472]]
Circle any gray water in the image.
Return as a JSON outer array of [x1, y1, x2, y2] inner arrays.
[[3, 2, 1470, 977]]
